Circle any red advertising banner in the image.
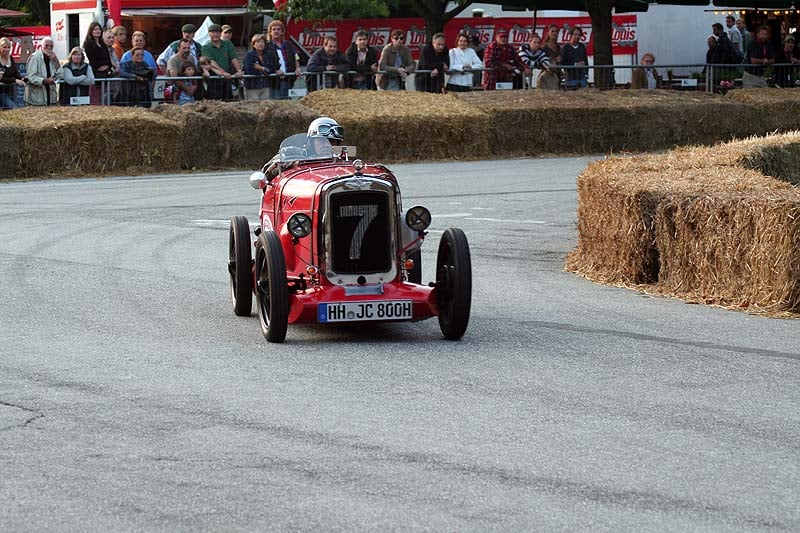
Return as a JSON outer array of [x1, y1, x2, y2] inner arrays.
[[287, 15, 637, 60], [6, 26, 51, 61]]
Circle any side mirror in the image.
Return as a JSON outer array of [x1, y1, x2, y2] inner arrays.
[[249, 171, 267, 190]]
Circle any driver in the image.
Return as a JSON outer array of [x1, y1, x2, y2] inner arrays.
[[263, 117, 345, 179], [305, 134, 333, 158], [307, 116, 344, 146]]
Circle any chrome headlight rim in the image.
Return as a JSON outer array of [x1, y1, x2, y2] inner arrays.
[[405, 206, 431, 232], [287, 212, 312, 238]]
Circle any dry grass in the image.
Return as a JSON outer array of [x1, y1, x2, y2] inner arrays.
[[566, 132, 800, 316], [301, 89, 491, 162], [456, 89, 800, 157], [0, 122, 21, 180], [1, 106, 183, 178], [155, 99, 318, 169], [4, 87, 800, 178]]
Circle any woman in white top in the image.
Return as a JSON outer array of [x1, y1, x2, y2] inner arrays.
[[447, 33, 483, 92]]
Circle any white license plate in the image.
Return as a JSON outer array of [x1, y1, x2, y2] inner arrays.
[[318, 300, 413, 323]]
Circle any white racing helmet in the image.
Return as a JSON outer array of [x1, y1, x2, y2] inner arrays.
[[307, 117, 344, 145]]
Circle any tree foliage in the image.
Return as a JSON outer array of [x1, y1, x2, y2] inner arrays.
[[275, 0, 392, 21], [0, 0, 50, 26], [275, 0, 473, 41]]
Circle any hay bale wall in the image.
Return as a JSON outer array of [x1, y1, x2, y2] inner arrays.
[[567, 133, 800, 314], [301, 90, 491, 162], [2, 107, 183, 179], [455, 90, 800, 158], [5, 88, 800, 180], [0, 122, 20, 180], [654, 193, 800, 311], [155, 100, 319, 169], [737, 132, 800, 186]]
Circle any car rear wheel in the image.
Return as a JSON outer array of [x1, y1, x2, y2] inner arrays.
[[255, 231, 289, 343], [228, 215, 253, 317], [407, 248, 422, 284], [436, 228, 471, 340]]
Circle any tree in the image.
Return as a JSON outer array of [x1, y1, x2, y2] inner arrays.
[[274, 0, 392, 21], [406, 0, 473, 41], [275, 0, 474, 43], [0, 0, 50, 26], [585, 0, 614, 89]]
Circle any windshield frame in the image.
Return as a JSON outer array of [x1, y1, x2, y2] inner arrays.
[[278, 133, 335, 165]]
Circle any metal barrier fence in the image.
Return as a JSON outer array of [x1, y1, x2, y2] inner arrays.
[[2, 62, 798, 108]]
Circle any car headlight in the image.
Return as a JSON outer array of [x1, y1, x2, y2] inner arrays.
[[287, 213, 312, 238], [405, 206, 431, 232]]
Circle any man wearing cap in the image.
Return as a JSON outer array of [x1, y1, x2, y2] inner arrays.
[[157, 24, 202, 75], [201, 23, 243, 100], [482, 27, 523, 90]]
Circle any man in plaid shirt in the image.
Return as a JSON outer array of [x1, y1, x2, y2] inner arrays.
[[482, 28, 523, 90]]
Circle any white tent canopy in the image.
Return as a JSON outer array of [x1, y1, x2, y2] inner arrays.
[[193, 16, 216, 46]]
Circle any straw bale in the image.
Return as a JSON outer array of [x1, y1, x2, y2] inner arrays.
[[724, 89, 800, 133], [655, 192, 800, 312], [0, 116, 21, 180], [737, 131, 800, 185], [567, 132, 800, 315], [455, 89, 794, 156], [724, 87, 800, 105], [301, 89, 491, 162], [566, 172, 662, 283], [3, 107, 182, 178], [155, 100, 318, 169]]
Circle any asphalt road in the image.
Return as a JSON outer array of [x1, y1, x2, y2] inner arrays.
[[1, 158, 798, 531]]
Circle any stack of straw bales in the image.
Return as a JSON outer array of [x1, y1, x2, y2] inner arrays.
[[566, 133, 800, 314], [301, 90, 491, 161], [155, 100, 318, 169], [4, 88, 800, 180], [0, 121, 20, 180], [454, 89, 800, 157], [1, 107, 183, 179]]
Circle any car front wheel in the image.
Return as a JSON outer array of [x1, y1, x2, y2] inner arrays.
[[407, 248, 422, 284], [255, 231, 289, 343], [228, 215, 253, 316], [435, 228, 471, 340]]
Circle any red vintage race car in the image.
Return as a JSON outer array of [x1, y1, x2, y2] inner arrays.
[[228, 133, 471, 343]]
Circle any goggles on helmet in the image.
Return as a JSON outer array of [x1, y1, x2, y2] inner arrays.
[[316, 124, 344, 139]]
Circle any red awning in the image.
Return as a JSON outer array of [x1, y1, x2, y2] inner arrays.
[[0, 8, 29, 17]]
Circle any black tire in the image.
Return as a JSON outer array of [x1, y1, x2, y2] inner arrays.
[[436, 228, 472, 340], [228, 215, 253, 317], [407, 248, 422, 284], [254, 231, 289, 343]]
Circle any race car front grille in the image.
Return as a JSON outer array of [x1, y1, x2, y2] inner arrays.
[[329, 191, 391, 274]]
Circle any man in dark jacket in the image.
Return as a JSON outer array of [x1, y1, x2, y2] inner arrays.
[[710, 23, 737, 65], [265, 19, 301, 99], [415, 32, 449, 93], [345, 30, 379, 90], [305, 35, 349, 91], [747, 25, 776, 76]]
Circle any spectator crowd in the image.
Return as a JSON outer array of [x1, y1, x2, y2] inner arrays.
[[2, 16, 799, 110]]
